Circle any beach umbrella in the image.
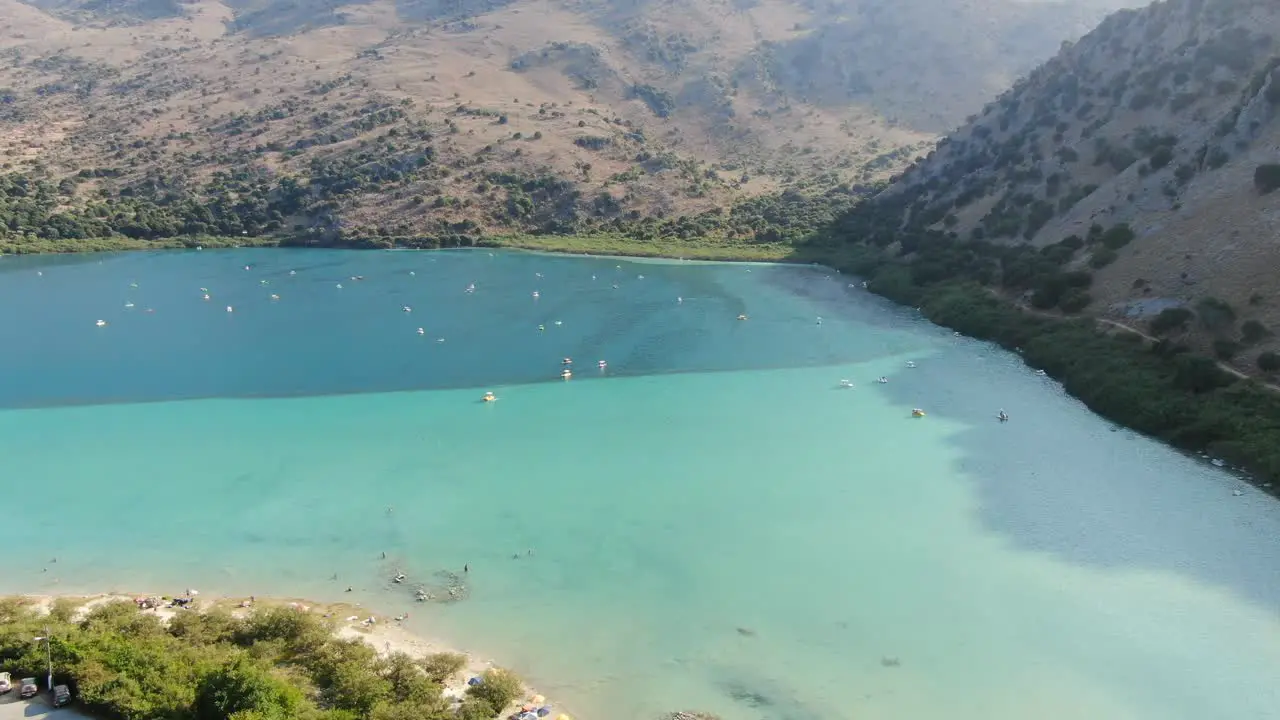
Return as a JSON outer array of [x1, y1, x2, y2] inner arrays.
[[467, 677, 482, 686]]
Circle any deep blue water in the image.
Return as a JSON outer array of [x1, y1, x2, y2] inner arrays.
[[0, 249, 925, 407]]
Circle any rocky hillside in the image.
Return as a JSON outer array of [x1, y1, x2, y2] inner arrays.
[[869, 0, 1280, 373], [0, 0, 1135, 246]]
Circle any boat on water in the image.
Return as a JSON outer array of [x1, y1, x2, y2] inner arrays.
[[912, 408, 927, 418]]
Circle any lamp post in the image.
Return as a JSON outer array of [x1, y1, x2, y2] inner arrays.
[[32, 627, 52, 691]]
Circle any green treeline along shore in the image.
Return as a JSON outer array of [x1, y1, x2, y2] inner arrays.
[[3, 169, 1279, 497], [0, 596, 528, 720]]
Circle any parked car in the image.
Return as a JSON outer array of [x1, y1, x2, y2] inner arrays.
[[51, 685, 71, 707], [0, 671, 12, 693], [18, 677, 38, 699]]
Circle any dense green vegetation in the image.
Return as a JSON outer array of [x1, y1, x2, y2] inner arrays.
[[0, 598, 524, 720], [0, 161, 868, 255]]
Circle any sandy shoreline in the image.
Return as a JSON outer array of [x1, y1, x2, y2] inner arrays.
[[13, 592, 568, 719]]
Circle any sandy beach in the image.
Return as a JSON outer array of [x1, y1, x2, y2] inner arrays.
[[11, 592, 566, 719]]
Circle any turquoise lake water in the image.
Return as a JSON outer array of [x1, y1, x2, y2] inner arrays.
[[3, 249, 1280, 719]]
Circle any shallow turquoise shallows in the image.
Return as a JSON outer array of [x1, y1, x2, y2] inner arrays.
[[2, 249, 1280, 720]]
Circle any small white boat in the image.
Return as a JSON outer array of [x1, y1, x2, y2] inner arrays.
[[270, 294, 280, 301], [906, 361, 916, 368], [226, 306, 234, 313], [290, 270, 297, 276], [402, 306, 412, 313], [203, 294, 211, 301], [417, 328, 425, 335], [336, 283, 343, 289], [124, 303, 135, 309], [839, 380, 854, 388], [95, 320, 107, 327]]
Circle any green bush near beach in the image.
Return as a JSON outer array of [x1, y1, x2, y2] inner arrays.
[[0, 599, 519, 720]]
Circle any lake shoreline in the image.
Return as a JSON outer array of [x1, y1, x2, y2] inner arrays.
[[1, 232, 797, 264]]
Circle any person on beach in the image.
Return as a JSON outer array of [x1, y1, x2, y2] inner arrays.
[[464, 564, 469, 573]]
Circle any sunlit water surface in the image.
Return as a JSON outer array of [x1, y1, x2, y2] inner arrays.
[[2, 249, 1279, 720]]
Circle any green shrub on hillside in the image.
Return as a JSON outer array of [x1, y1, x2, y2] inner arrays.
[[1150, 307, 1193, 335], [1100, 224, 1136, 249], [1089, 247, 1118, 268], [1258, 351, 1280, 372], [1242, 320, 1270, 345], [1196, 296, 1237, 332], [1213, 339, 1242, 360], [1059, 288, 1093, 313], [1255, 164, 1280, 194]]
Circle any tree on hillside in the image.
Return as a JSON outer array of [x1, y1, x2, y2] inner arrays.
[[1256, 165, 1280, 194]]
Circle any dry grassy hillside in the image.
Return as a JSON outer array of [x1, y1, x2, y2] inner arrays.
[[881, 0, 1280, 372], [0, 0, 1135, 242]]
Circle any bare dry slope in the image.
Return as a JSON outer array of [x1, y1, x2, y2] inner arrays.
[[0, 0, 1137, 243], [871, 0, 1280, 373]]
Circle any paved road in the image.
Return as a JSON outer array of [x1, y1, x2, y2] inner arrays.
[[0, 693, 93, 720]]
